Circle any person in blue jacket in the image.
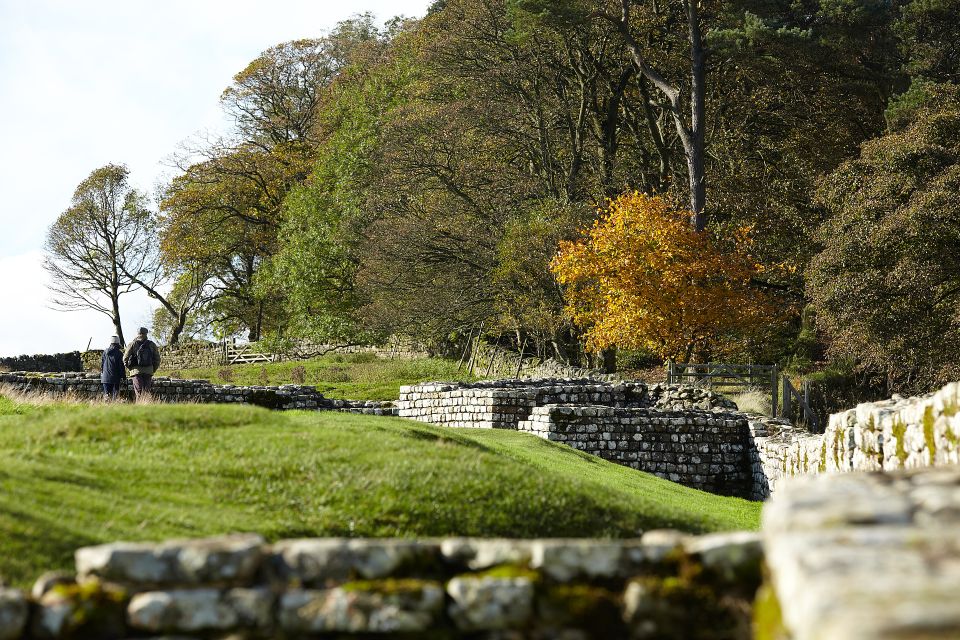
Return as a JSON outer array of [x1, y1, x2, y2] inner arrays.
[[101, 336, 126, 400]]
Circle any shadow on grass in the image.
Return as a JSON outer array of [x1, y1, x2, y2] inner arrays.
[[396, 426, 496, 454], [0, 504, 100, 586]]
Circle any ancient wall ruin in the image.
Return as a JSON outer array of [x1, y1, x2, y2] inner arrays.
[[749, 381, 960, 494], [520, 405, 750, 496], [0, 352, 82, 373], [0, 372, 396, 415], [1, 467, 958, 639], [0, 531, 762, 640]]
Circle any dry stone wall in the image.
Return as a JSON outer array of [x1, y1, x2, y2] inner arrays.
[[761, 466, 960, 639], [3, 467, 960, 639], [0, 531, 763, 640], [520, 406, 750, 496], [0, 372, 396, 415], [750, 381, 960, 495], [397, 379, 736, 429], [0, 352, 82, 373]]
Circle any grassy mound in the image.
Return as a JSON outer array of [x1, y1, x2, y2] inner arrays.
[[160, 353, 474, 400], [0, 398, 761, 587]]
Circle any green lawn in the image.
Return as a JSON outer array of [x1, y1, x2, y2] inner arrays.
[[0, 397, 761, 587], [160, 353, 474, 400]]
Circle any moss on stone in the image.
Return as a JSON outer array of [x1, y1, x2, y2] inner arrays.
[[48, 579, 128, 636], [923, 406, 937, 465], [819, 441, 827, 473], [892, 420, 908, 466], [752, 582, 787, 640], [833, 431, 843, 470], [340, 578, 436, 597], [460, 563, 541, 582]]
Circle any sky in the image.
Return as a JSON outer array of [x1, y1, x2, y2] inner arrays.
[[0, 0, 430, 358]]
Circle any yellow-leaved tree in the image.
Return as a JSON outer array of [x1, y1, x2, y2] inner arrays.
[[551, 193, 778, 362]]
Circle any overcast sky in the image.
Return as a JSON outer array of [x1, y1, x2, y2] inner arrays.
[[0, 0, 430, 357]]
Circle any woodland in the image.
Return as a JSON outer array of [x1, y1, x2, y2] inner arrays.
[[43, 0, 960, 396]]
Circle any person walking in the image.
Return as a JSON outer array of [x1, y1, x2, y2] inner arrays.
[[101, 336, 126, 400], [124, 327, 162, 401]]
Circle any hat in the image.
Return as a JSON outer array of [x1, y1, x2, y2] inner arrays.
[[110, 336, 121, 345], [138, 327, 149, 336]]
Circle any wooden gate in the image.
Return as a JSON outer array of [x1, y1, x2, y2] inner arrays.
[[666, 361, 820, 429]]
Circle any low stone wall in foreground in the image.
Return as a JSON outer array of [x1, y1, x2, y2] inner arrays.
[[0, 531, 762, 640], [1, 467, 958, 639]]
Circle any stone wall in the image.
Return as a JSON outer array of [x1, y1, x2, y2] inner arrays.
[[3, 467, 959, 639], [397, 379, 736, 430], [749, 381, 960, 495], [0, 531, 762, 640], [520, 405, 750, 496], [0, 352, 82, 373], [760, 466, 960, 639], [0, 372, 396, 416], [153, 337, 433, 372]]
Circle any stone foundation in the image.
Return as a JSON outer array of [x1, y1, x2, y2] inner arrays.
[[520, 405, 750, 496], [0, 532, 762, 640], [0, 372, 397, 415], [397, 379, 736, 429], [749, 381, 960, 494], [2, 468, 959, 638]]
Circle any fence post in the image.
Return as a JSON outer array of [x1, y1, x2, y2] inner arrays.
[[782, 375, 793, 421], [666, 359, 675, 384], [771, 365, 779, 418]]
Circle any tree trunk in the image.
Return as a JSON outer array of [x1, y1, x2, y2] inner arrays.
[[110, 291, 125, 346], [602, 347, 617, 373], [616, 0, 707, 230], [685, 0, 707, 231]]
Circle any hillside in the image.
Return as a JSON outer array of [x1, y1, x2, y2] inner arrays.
[[0, 396, 760, 587], [161, 353, 474, 401]]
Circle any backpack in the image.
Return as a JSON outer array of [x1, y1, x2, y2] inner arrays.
[[126, 340, 155, 369]]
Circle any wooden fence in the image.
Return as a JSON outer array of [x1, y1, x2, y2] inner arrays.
[[666, 361, 819, 430]]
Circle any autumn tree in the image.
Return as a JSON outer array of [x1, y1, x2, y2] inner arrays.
[[44, 164, 155, 345], [551, 193, 778, 361]]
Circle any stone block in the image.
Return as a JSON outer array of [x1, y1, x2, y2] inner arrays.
[[278, 582, 444, 633]]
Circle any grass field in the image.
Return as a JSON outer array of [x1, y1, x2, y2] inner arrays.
[[0, 396, 760, 587], [160, 353, 474, 400]]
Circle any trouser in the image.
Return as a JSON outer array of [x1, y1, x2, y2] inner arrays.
[[132, 374, 153, 400], [102, 383, 121, 400]]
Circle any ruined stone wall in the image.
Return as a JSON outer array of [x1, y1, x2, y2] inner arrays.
[[519, 405, 751, 496], [0, 352, 82, 373], [0, 531, 762, 640], [397, 379, 737, 430], [2, 468, 958, 639], [749, 381, 960, 495], [0, 372, 396, 415]]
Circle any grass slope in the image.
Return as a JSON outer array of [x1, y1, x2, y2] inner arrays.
[[0, 398, 760, 587], [161, 353, 474, 400]]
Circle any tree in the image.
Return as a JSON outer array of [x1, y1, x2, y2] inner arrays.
[[44, 164, 155, 345], [551, 192, 778, 361], [807, 81, 960, 393]]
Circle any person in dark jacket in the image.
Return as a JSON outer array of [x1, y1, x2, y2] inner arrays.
[[101, 336, 126, 400], [124, 327, 161, 401]]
